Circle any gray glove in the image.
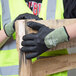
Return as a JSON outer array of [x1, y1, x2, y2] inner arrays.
[[44, 26, 69, 48]]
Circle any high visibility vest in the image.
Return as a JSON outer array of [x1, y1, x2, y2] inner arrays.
[[0, 0, 68, 76]]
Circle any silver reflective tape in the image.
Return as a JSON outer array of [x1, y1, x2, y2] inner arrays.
[[0, 38, 16, 50], [0, 65, 19, 75], [1, 0, 11, 26], [46, 0, 56, 20]]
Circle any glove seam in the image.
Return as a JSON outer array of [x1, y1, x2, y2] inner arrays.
[[4, 24, 9, 37], [63, 26, 70, 40]]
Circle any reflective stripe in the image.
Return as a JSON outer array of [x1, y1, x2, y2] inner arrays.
[[46, 0, 56, 20], [0, 65, 19, 75], [1, 0, 11, 27], [0, 38, 16, 50]]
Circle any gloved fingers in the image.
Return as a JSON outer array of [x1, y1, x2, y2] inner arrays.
[[23, 13, 42, 20], [23, 33, 36, 40], [21, 41, 36, 46], [21, 46, 36, 52], [16, 14, 26, 20], [26, 52, 39, 59], [27, 21, 44, 31], [15, 13, 33, 20], [16, 13, 42, 20]]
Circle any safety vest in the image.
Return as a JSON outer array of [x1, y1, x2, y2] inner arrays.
[[0, 0, 68, 76]]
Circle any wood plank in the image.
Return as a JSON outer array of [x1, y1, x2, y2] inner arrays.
[[15, 20, 32, 76], [15, 19, 76, 76], [32, 53, 76, 76]]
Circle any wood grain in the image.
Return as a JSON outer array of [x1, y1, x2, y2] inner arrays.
[[15, 20, 32, 76], [32, 53, 76, 76]]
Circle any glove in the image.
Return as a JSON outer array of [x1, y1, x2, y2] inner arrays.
[[4, 13, 42, 37], [21, 21, 54, 59], [44, 26, 69, 48]]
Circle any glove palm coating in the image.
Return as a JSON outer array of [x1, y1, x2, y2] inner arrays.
[[13, 13, 42, 29], [4, 13, 42, 37], [21, 21, 54, 59]]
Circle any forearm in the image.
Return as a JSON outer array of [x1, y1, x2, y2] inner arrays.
[[45, 23, 76, 48], [0, 29, 9, 48], [65, 23, 76, 40]]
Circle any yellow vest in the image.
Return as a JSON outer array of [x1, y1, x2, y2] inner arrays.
[[0, 0, 68, 76]]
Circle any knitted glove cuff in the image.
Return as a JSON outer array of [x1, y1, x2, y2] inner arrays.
[[63, 26, 70, 40], [44, 26, 69, 48], [4, 21, 14, 37]]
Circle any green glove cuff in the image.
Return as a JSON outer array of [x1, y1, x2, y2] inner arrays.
[[4, 21, 14, 37], [44, 27, 69, 48]]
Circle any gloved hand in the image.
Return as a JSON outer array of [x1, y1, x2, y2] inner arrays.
[[21, 21, 54, 59], [4, 13, 42, 37]]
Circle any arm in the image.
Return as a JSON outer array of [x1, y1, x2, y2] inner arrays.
[[65, 23, 76, 40], [0, 29, 9, 48]]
